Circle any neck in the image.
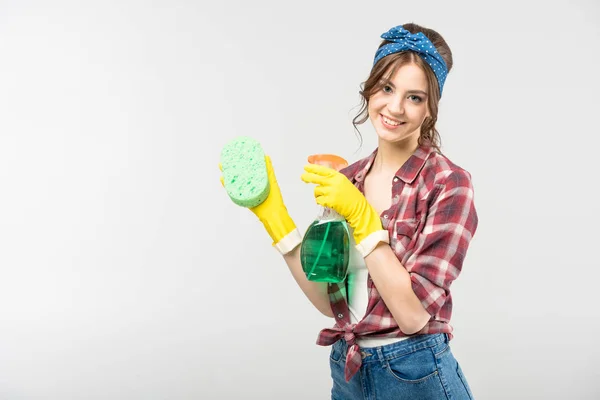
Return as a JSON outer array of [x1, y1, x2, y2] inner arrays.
[[372, 139, 419, 174]]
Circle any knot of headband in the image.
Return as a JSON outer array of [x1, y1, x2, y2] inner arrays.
[[373, 25, 448, 96]]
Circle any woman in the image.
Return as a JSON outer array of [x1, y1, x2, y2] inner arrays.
[[221, 22, 478, 399]]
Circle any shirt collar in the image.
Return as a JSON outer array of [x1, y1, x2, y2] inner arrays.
[[354, 145, 436, 185]]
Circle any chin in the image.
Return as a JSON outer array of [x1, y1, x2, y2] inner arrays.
[[376, 129, 418, 145]]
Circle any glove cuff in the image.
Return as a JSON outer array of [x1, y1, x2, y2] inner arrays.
[[355, 230, 389, 258], [273, 228, 302, 254]]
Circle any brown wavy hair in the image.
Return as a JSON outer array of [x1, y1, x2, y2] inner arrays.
[[352, 23, 453, 153]]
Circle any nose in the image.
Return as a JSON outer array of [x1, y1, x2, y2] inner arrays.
[[386, 96, 404, 116]]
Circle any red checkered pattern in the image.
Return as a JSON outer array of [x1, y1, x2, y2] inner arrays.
[[316, 145, 479, 382]]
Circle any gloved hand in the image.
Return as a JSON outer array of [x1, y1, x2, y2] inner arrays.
[[301, 164, 389, 257], [220, 156, 301, 254]]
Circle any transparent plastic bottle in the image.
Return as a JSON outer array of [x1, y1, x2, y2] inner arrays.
[[300, 154, 350, 283]]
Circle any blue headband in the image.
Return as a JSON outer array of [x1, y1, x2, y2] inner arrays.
[[373, 25, 448, 96]]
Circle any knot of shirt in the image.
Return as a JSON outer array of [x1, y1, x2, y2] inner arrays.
[[318, 323, 363, 382]]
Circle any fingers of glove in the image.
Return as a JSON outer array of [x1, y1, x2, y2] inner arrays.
[[301, 171, 329, 185], [218, 162, 224, 187], [303, 163, 337, 177], [314, 185, 328, 198], [314, 194, 331, 208], [264, 155, 275, 180], [263, 155, 283, 198]]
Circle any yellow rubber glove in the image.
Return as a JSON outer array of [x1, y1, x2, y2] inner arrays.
[[220, 156, 301, 254], [301, 163, 389, 257]]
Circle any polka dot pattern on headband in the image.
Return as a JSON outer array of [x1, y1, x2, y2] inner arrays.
[[373, 25, 448, 96]]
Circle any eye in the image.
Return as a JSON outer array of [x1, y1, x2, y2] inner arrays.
[[382, 85, 393, 94], [408, 94, 423, 103]]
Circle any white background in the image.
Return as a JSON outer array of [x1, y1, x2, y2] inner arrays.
[[1, 0, 599, 399]]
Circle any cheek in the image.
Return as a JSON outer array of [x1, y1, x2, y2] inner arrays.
[[368, 106, 376, 118], [367, 96, 383, 115], [367, 102, 377, 119], [407, 104, 428, 123]]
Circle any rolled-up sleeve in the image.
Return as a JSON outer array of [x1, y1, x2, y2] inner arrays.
[[404, 170, 479, 318]]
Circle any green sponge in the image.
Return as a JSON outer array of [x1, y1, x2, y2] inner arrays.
[[220, 136, 270, 208]]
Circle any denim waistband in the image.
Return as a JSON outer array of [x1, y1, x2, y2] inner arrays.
[[337, 333, 448, 365]]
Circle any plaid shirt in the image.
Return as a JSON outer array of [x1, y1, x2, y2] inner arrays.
[[316, 145, 479, 382]]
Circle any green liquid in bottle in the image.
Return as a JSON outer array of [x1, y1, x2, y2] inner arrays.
[[300, 219, 350, 283]]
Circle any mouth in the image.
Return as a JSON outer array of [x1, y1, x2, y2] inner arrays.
[[380, 114, 405, 129]]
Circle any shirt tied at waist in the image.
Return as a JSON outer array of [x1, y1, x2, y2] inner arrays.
[[317, 324, 362, 382]]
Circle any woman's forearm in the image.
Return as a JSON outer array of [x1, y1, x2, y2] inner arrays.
[[364, 243, 431, 334], [283, 245, 334, 318]]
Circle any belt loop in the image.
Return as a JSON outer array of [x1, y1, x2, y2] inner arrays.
[[376, 347, 385, 363]]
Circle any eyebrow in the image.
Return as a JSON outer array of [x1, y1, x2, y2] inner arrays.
[[380, 79, 428, 97]]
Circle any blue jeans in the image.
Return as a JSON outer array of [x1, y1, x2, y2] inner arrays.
[[330, 333, 474, 399]]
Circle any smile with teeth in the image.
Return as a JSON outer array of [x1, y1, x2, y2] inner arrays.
[[381, 114, 404, 127]]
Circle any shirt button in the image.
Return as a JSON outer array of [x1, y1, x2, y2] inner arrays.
[[337, 313, 344, 318], [393, 177, 399, 182]]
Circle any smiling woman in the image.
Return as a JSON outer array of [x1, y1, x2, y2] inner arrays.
[[366, 63, 431, 145], [220, 22, 478, 400], [353, 22, 453, 154], [302, 23, 478, 400]]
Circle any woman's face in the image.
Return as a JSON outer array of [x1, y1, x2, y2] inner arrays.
[[367, 62, 430, 147]]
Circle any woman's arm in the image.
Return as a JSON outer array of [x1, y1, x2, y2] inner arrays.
[[366, 170, 478, 334], [364, 243, 430, 334], [301, 164, 478, 331], [365, 243, 431, 335], [283, 245, 334, 318], [220, 154, 333, 317]]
